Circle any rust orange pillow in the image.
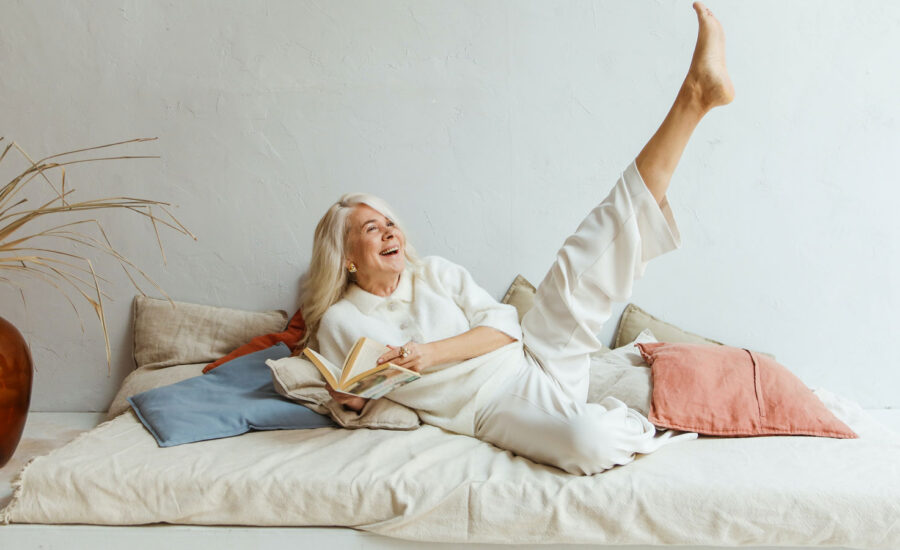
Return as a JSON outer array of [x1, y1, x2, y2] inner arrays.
[[203, 308, 306, 373], [636, 342, 857, 439]]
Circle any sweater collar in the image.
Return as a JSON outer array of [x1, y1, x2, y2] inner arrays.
[[345, 264, 414, 315]]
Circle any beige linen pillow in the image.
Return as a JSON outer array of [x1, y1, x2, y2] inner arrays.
[[132, 296, 289, 369], [587, 328, 657, 416], [267, 356, 421, 430], [108, 297, 291, 418], [614, 303, 774, 359], [614, 303, 723, 349], [106, 363, 206, 420], [501, 274, 537, 323]]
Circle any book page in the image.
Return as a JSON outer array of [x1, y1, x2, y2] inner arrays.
[[301, 348, 341, 389], [344, 364, 421, 399], [341, 337, 390, 385]]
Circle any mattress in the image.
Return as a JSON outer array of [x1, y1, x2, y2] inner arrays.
[[3, 388, 899, 549]]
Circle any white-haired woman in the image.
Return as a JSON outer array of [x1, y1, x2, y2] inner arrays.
[[301, 3, 733, 475]]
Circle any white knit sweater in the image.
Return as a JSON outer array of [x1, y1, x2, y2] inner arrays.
[[316, 255, 526, 436]]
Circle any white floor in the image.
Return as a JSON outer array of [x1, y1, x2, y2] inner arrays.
[[1, 410, 897, 550]]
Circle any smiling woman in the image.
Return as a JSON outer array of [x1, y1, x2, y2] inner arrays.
[[301, 2, 736, 476], [344, 204, 408, 297], [297, 192, 423, 354]]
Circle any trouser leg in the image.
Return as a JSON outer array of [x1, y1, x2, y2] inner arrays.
[[520, 160, 682, 404], [473, 359, 695, 475]]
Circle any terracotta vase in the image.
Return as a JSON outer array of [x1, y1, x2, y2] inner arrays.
[[0, 316, 33, 469]]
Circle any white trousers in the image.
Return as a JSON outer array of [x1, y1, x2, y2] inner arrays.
[[473, 161, 697, 475]]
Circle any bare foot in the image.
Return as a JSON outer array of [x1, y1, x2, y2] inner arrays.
[[682, 2, 735, 111]]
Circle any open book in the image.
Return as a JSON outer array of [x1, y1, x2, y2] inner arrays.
[[302, 337, 420, 399]]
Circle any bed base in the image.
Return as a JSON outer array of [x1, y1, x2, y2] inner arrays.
[[2, 412, 896, 550], [0, 525, 863, 550]]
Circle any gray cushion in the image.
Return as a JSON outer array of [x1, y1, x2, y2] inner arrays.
[[107, 362, 206, 420]]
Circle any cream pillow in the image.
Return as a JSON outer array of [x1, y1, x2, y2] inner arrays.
[[267, 356, 420, 430], [132, 296, 289, 369], [587, 328, 657, 416]]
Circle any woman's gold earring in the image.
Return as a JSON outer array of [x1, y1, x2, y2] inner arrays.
[[348, 263, 357, 273]]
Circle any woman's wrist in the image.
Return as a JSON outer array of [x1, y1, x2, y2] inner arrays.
[[422, 341, 443, 368], [426, 326, 515, 366]]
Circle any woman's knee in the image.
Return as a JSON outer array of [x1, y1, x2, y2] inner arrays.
[[562, 408, 645, 475]]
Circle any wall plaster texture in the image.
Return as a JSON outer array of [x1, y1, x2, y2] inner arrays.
[[0, 1, 897, 411]]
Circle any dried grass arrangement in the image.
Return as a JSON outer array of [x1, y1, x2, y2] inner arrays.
[[0, 136, 195, 371]]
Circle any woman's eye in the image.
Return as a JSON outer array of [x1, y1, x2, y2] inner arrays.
[[387, 221, 395, 227], [366, 226, 376, 232]]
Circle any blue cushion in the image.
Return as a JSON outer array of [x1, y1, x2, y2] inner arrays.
[[127, 343, 335, 447]]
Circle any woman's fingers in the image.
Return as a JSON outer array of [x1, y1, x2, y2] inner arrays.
[[378, 342, 416, 365], [392, 347, 421, 372], [375, 341, 431, 372], [325, 383, 350, 401], [325, 384, 345, 402], [378, 345, 399, 365], [326, 383, 366, 410]]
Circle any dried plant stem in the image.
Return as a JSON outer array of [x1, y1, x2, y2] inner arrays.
[[0, 137, 194, 374]]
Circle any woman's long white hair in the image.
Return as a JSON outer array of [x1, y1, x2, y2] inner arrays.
[[298, 192, 421, 351]]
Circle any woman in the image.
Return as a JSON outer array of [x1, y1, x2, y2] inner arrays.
[[301, 2, 734, 475]]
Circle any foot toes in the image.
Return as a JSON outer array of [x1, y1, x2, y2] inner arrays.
[[693, 2, 714, 20]]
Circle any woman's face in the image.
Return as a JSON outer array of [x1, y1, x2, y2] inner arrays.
[[345, 204, 407, 282]]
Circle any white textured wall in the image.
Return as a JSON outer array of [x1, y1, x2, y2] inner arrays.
[[1, 1, 897, 412]]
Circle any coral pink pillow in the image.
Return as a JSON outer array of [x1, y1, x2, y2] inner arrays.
[[636, 342, 857, 439], [203, 308, 306, 373]]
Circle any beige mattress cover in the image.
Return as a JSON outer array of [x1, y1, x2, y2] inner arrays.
[[3, 388, 899, 549]]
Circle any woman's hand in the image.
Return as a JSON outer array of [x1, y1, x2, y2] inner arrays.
[[378, 341, 435, 373], [324, 384, 368, 413]]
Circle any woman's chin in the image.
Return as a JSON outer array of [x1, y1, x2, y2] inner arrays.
[[388, 256, 406, 270], [388, 251, 407, 267], [374, 254, 405, 272]]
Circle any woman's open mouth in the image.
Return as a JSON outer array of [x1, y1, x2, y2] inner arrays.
[[380, 246, 400, 256]]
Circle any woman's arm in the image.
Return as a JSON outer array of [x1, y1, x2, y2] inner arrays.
[[377, 325, 516, 373], [429, 325, 516, 365], [377, 256, 521, 372], [334, 327, 515, 413]]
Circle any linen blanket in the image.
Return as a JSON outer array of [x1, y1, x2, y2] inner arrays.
[[3, 389, 899, 549]]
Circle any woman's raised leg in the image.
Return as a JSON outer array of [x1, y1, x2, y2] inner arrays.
[[519, 2, 734, 404], [637, 1, 735, 205]]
